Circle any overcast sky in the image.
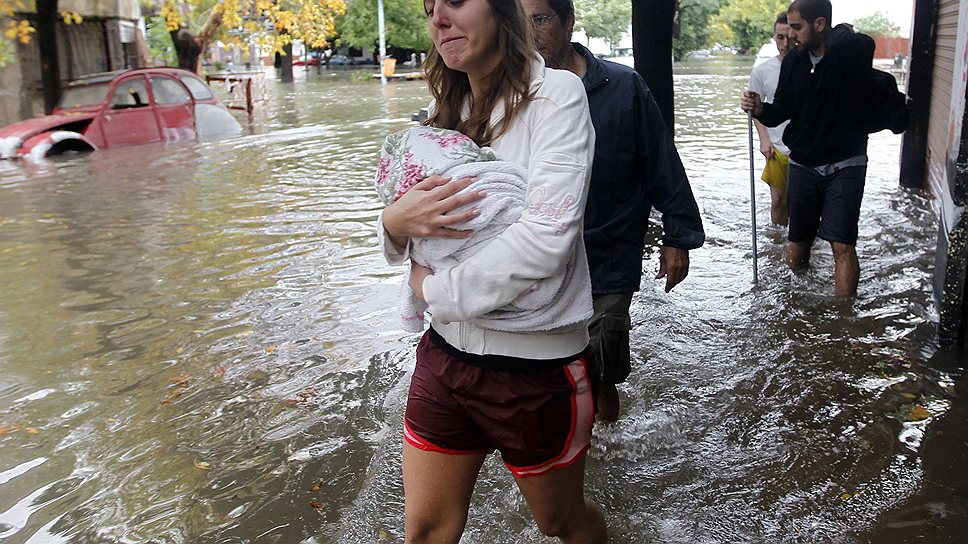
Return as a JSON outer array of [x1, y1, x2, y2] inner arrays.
[[831, 0, 914, 37]]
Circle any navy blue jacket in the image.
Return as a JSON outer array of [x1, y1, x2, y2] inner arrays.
[[758, 24, 876, 166], [575, 43, 705, 295]]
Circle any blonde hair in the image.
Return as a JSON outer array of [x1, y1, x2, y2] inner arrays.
[[424, 0, 536, 146]]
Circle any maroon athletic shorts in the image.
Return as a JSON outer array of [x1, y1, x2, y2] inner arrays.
[[403, 329, 596, 478]]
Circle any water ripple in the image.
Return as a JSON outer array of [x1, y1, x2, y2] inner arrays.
[[0, 62, 953, 543]]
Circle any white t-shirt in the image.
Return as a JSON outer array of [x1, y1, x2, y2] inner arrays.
[[748, 56, 790, 156]]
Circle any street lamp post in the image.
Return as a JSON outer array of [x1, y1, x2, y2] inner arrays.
[[377, 0, 387, 84]]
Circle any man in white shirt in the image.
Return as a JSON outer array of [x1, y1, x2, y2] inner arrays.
[[749, 12, 792, 226]]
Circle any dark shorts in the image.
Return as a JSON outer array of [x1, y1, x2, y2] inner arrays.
[[404, 331, 596, 479], [787, 163, 867, 245], [587, 292, 633, 385]]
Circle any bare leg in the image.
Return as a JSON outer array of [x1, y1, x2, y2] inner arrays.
[[515, 454, 608, 543], [403, 442, 487, 544], [770, 185, 788, 226], [831, 241, 859, 296], [786, 239, 812, 270], [596, 383, 619, 423]]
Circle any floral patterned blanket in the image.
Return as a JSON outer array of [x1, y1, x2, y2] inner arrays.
[[375, 126, 569, 333]]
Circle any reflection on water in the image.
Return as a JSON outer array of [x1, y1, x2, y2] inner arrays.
[[0, 62, 959, 543]]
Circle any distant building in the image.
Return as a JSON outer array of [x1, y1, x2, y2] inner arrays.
[[0, 0, 147, 126], [873, 36, 910, 60]]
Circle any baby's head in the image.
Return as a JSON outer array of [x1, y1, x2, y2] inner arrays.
[[374, 126, 498, 205]]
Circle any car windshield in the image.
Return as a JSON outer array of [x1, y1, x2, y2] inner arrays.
[[59, 83, 110, 109]]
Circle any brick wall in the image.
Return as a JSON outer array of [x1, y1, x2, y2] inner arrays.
[[873, 36, 910, 59]]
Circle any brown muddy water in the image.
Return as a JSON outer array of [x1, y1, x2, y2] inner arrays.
[[0, 59, 963, 543]]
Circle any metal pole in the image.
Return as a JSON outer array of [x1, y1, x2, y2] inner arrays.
[[377, 0, 387, 85], [748, 111, 758, 285]]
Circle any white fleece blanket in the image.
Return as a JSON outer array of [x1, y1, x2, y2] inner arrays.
[[375, 126, 575, 333]]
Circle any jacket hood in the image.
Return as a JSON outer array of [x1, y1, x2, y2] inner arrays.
[[801, 23, 867, 60], [828, 23, 857, 44]]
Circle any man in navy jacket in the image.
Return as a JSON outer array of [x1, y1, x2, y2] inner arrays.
[[524, 0, 705, 422], [743, 0, 875, 296]]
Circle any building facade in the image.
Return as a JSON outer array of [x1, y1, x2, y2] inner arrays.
[[0, 0, 146, 126], [902, 0, 968, 347]]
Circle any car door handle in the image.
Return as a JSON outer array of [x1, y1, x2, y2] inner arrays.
[[104, 115, 111, 122]]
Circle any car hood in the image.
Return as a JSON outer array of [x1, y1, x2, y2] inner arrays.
[[0, 112, 98, 140], [0, 112, 98, 158]]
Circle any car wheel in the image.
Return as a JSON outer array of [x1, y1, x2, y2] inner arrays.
[[20, 130, 97, 160]]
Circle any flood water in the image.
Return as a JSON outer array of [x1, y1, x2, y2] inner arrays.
[[0, 59, 962, 543]]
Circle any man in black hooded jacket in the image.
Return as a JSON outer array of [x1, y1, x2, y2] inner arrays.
[[743, 0, 875, 296], [524, 0, 705, 422]]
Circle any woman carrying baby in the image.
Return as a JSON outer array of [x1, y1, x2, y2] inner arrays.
[[377, 0, 606, 542]]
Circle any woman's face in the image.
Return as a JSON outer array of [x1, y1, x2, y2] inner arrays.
[[426, 0, 501, 80]]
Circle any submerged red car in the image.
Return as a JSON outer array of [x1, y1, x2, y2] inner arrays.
[[0, 67, 242, 160]]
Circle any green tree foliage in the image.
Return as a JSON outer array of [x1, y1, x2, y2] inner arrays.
[[1, 1, 34, 66], [0, 35, 14, 66], [574, 0, 631, 49], [337, 0, 430, 51], [146, 16, 176, 66], [1, 0, 82, 67], [851, 11, 901, 38], [157, 0, 344, 73], [710, 0, 787, 53], [673, 0, 722, 61]]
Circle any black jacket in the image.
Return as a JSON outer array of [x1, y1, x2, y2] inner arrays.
[[757, 24, 876, 166], [575, 43, 705, 295]]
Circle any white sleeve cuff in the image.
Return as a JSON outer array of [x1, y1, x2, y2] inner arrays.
[[377, 210, 410, 265]]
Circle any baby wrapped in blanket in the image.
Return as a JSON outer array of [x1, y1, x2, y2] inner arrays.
[[375, 126, 572, 333]]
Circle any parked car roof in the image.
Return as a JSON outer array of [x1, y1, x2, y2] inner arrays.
[[66, 67, 203, 87], [67, 70, 130, 86]]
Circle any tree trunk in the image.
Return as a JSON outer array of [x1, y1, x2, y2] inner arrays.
[[170, 6, 224, 74], [171, 29, 203, 72], [36, 0, 60, 113], [196, 8, 223, 51], [632, 0, 676, 136], [280, 42, 294, 83]]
